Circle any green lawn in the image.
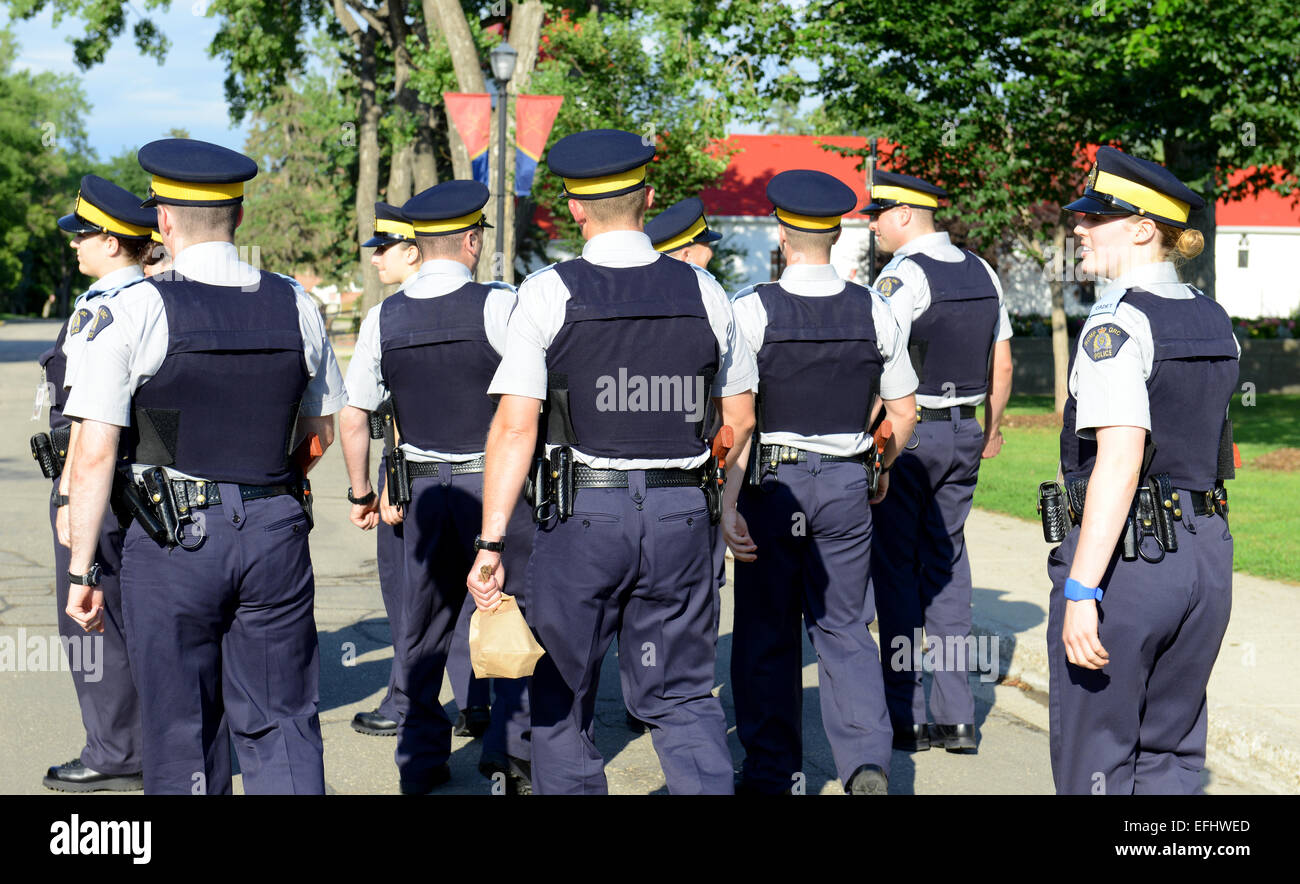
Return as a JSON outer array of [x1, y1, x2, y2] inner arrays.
[[974, 394, 1300, 583]]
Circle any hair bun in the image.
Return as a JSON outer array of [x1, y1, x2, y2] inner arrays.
[[1176, 228, 1205, 260]]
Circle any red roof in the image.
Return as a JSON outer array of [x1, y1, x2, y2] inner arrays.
[[1217, 168, 1300, 226], [700, 135, 872, 216]]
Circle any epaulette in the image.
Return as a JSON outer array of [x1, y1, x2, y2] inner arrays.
[[1088, 285, 1130, 318], [521, 262, 558, 285], [485, 279, 518, 294], [730, 283, 758, 303]]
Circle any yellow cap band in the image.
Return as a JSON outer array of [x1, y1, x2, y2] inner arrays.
[[775, 207, 841, 231], [411, 210, 484, 235], [656, 216, 709, 253], [563, 164, 648, 197], [149, 175, 245, 204], [870, 184, 939, 208], [74, 195, 153, 238], [374, 218, 415, 239], [150, 230, 163, 243], [1092, 169, 1190, 223]]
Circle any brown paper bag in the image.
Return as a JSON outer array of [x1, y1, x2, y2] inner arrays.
[[468, 594, 546, 679]]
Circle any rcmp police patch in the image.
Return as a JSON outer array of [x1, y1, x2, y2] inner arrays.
[[69, 308, 93, 336], [876, 276, 904, 297], [1083, 323, 1129, 362], [85, 305, 114, 341]]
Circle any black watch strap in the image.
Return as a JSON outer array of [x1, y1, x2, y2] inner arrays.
[[68, 563, 102, 586], [474, 535, 505, 553], [51, 490, 69, 507], [347, 486, 377, 505]]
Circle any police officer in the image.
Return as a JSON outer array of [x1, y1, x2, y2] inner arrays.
[[62, 138, 347, 794], [862, 169, 1014, 753], [39, 176, 151, 791], [645, 197, 724, 270], [1048, 147, 1237, 794], [466, 128, 757, 795], [341, 180, 532, 793], [726, 170, 917, 795], [347, 202, 422, 739]]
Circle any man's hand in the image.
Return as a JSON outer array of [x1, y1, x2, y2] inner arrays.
[[723, 507, 757, 562], [466, 550, 504, 611], [56, 504, 71, 548], [869, 470, 890, 505], [1062, 599, 1109, 669], [982, 428, 1005, 459], [379, 493, 404, 526], [66, 585, 104, 634], [350, 499, 379, 530]]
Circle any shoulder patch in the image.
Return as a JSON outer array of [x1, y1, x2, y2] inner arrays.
[[875, 276, 904, 297], [69, 308, 93, 337], [84, 305, 115, 341], [1082, 323, 1130, 362]]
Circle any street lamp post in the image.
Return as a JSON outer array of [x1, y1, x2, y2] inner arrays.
[[490, 41, 518, 282]]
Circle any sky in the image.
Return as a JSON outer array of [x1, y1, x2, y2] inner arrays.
[[7, 3, 251, 159]]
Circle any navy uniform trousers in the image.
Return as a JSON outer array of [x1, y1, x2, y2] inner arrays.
[[120, 489, 323, 795], [49, 482, 143, 775], [374, 458, 407, 725], [396, 467, 532, 791], [527, 476, 732, 795], [872, 411, 984, 729], [1047, 508, 1233, 794], [733, 456, 893, 792]]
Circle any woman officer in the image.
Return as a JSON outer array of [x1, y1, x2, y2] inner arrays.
[[1048, 146, 1239, 795]]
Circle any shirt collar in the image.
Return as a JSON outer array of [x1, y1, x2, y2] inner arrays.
[[1098, 261, 1183, 300], [416, 260, 473, 281], [581, 230, 658, 265], [779, 263, 841, 284], [90, 264, 144, 293], [171, 241, 253, 284], [893, 231, 951, 259]]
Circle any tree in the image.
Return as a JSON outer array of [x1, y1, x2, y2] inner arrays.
[[723, 0, 1300, 412]]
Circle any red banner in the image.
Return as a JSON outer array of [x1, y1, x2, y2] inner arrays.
[[443, 93, 492, 161], [515, 94, 564, 162]]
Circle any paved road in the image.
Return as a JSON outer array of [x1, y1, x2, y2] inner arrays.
[[0, 319, 1253, 795]]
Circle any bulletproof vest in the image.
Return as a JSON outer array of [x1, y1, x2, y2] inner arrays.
[[379, 283, 500, 454], [40, 321, 72, 431], [1059, 343, 1094, 483], [754, 280, 883, 436], [905, 252, 1000, 398], [1061, 288, 1238, 489], [129, 271, 308, 485], [546, 256, 718, 460]]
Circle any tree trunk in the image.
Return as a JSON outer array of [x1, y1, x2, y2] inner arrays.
[[496, 1, 545, 284], [425, 0, 488, 182], [1165, 136, 1217, 300], [1051, 224, 1069, 415], [1183, 198, 1216, 299], [387, 142, 414, 206], [356, 28, 383, 315]]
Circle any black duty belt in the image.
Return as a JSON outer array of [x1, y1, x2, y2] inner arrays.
[[169, 479, 297, 510], [757, 444, 869, 466], [573, 464, 709, 489], [406, 456, 487, 478], [918, 405, 978, 422], [1178, 489, 1217, 517]]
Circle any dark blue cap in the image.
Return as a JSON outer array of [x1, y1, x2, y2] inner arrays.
[[137, 138, 258, 207], [546, 129, 656, 200], [401, 180, 492, 235], [644, 197, 723, 252], [860, 169, 948, 214], [1065, 146, 1205, 229], [766, 170, 859, 232], [58, 174, 156, 239], [362, 202, 416, 248]]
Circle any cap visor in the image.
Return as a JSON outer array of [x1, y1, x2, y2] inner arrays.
[[362, 234, 402, 248], [1064, 195, 1129, 216], [57, 213, 98, 234], [139, 195, 159, 208], [699, 229, 723, 244]]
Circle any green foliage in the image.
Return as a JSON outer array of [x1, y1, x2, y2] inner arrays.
[[238, 54, 359, 287], [7, 0, 172, 69]]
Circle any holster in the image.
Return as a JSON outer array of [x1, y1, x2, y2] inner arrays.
[[1037, 481, 1071, 544], [30, 425, 71, 479], [368, 399, 393, 441], [386, 447, 411, 507], [703, 455, 723, 525], [1148, 473, 1179, 555], [294, 477, 314, 531], [550, 446, 574, 521], [110, 469, 168, 545], [866, 453, 882, 500], [141, 467, 187, 548]]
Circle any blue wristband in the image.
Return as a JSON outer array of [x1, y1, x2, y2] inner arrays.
[[1064, 578, 1103, 602]]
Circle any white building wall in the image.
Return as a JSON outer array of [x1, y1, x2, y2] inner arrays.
[[1215, 227, 1300, 319]]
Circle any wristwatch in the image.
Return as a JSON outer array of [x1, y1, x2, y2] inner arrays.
[[68, 563, 102, 587], [347, 486, 376, 506], [51, 489, 69, 506], [474, 534, 505, 553]]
